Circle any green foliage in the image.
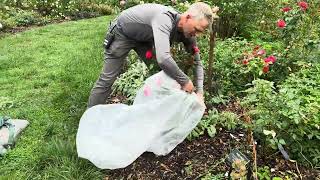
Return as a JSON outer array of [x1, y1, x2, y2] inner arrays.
[[122, 0, 278, 39], [121, 0, 141, 9], [71, 2, 113, 19], [96, 4, 114, 15], [144, 0, 279, 39], [0, 7, 47, 30], [216, 0, 274, 38], [112, 59, 149, 104], [188, 109, 240, 140], [257, 165, 298, 180], [241, 64, 320, 167], [0, 0, 115, 31], [205, 38, 253, 95], [202, 0, 320, 98], [11, 10, 43, 26], [209, 38, 249, 94], [201, 173, 224, 180], [257, 166, 271, 180], [206, 93, 230, 106], [239, 41, 285, 80], [273, 0, 320, 76]]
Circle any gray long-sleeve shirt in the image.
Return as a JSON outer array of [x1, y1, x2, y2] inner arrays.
[[116, 3, 204, 92]]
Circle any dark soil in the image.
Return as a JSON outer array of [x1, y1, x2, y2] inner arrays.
[[105, 129, 247, 180]]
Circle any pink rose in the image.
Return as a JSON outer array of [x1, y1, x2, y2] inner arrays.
[[257, 49, 266, 56]]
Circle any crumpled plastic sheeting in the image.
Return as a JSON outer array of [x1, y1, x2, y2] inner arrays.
[[0, 119, 29, 155], [76, 71, 205, 169]]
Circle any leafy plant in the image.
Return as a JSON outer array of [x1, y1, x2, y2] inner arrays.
[[206, 93, 230, 106], [241, 65, 320, 166], [188, 108, 240, 140], [201, 173, 224, 180], [257, 166, 271, 180], [112, 61, 149, 104]]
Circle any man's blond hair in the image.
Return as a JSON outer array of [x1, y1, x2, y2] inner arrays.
[[186, 2, 219, 31]]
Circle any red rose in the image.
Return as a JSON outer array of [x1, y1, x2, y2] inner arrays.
[[282, 7, 292, 12], [277, 19, 286, 28], [253, 45, 260, 51], [263, 65, 269, 73], [298, 1, 308, 11], [145, 49, 153, 59], [192, 45, 200, 54], [264, 55, 277, 64]]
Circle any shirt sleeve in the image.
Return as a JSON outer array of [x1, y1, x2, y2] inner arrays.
[[183, 37, 204, 93], [151, 13, 190, 86]]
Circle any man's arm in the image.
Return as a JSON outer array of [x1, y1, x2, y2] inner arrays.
[[152, 14, 190, 87], [183, 37, 204, 93]]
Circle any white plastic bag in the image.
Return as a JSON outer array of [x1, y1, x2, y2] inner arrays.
[[0, 119, 29, 155], [76, 71, 205, 169]]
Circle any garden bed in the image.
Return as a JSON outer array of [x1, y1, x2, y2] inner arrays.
[[105, 97, 319, 179], [105, 129, 319, 179]]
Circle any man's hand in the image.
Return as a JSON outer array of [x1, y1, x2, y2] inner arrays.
[[182, 80, 194, 93], [196, 92, 206, 109]]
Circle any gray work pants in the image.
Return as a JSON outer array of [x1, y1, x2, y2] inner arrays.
[[87, 26, 152, 108]]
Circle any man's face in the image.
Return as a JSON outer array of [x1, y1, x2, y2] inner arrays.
[[182, 15, 209, 38]]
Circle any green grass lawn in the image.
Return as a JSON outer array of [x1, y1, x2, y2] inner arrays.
[[0, 16, 114, 179]]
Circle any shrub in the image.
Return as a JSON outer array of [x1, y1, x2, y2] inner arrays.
[[241, 64, 320, 167], [0, 7, 45, 30], [96, 4, 113, 15], [13, 10, 43, 26], [188, 109, 240, 140], [112, 60, 149, 104]]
